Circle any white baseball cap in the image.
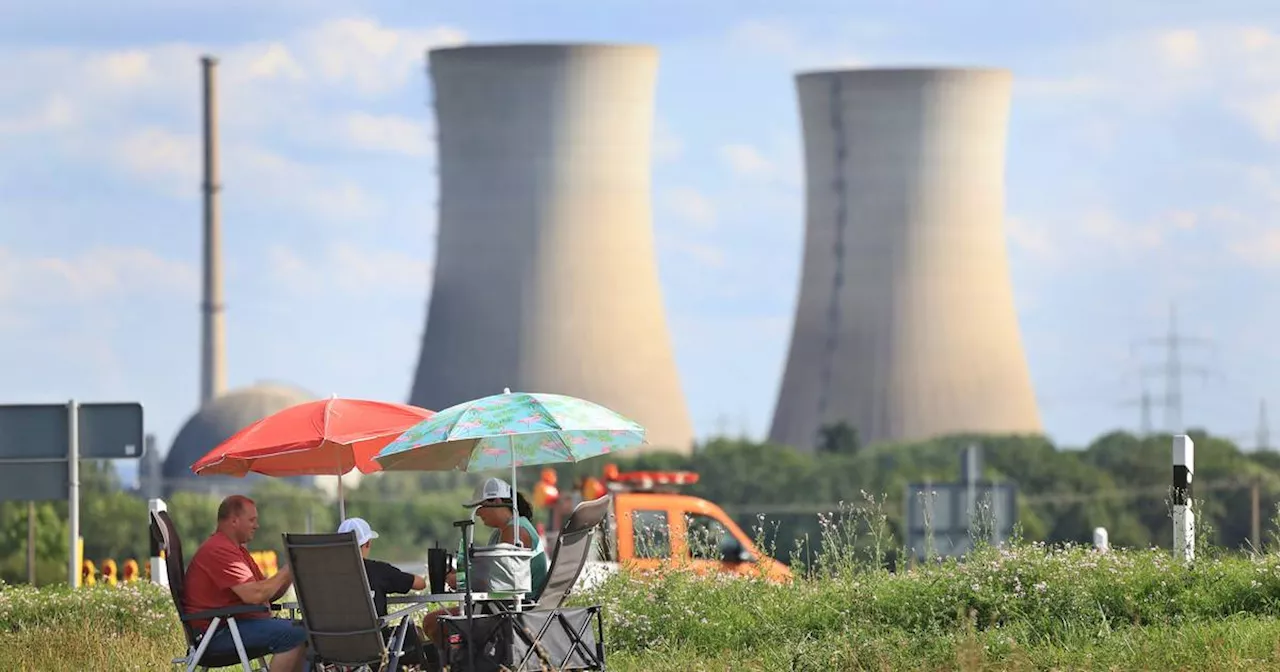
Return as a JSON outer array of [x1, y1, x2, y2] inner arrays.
[[337, 517, 379, 546], [463, 477, 513, 508]]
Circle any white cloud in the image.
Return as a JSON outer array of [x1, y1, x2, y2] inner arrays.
[[1024, 26, 1280, 140], [1158, 29, 1203, 68], [112, 127, 202, 195], [1005, 217, 1055, 261], [653, 120, 683, 162], [342, 112, 431, 157], [719, 143, 776, 179], [0, 17, 466, 160], [1229, 228, 1280, 268], [0, 245, 196, 306], [298, 20, 466, 95], [268, 243, 431, 297], [660, 236, 726, 270], [727, 19, 863, 69], [0, 96, 75, 137], [101, 126, 379, 218], [662, 187, 717, 230], [1007, 209, 1209, 270], [1015, 76, 1107, 99]]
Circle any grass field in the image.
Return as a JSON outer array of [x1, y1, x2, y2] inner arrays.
[[6, 509, 1280, 670]]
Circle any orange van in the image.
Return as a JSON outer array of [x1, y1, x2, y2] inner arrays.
[[542, 466, 792, 586]]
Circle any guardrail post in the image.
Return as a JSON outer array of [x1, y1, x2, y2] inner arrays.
[[1172, 435, 1195, 562], [148, 498, 169, 586]]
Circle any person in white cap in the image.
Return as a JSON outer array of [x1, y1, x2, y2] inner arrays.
[[421, 477, 548, 652], [337, 517, 431, 667]]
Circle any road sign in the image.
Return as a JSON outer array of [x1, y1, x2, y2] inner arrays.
[[0, 400, 144, 586], [904, 481, 1017, 560], [0, 402, 144, 460]]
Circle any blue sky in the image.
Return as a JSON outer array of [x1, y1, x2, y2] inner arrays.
[[4, 0, 1280, 476]]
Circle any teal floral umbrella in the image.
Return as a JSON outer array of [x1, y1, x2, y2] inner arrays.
[[374, 389, 647, 526]]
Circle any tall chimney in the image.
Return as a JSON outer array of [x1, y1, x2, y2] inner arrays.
[[200, 55, 226, 404]]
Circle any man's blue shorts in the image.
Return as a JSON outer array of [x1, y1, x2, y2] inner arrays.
[[205, 617, 306, 656]]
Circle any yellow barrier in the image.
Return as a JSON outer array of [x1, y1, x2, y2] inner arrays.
[[101, 559, 118, 586], [81, 559, 96, 586], [122, 559, 140, 583], [250, 551, 279, 578]]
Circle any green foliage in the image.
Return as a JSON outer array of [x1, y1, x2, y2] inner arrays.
[[6, 428, 1280, 593], [10, 534, 1280, 670], [0, 581, 173, 637], [817, 422, 860, 455], [570, 539, 1280, 669]]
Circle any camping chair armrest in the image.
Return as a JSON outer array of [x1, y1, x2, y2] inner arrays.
[[181, 604, 272, 622], [382, 600, 434, 626]]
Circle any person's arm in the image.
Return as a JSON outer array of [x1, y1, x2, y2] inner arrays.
[[498, 524, 534, 547], [230, 565, 292, 606], [380, 561, 425, 594], [204, 545, 292, 607], [268, 565, 294, 601]]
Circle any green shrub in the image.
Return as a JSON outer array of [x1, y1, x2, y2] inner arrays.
[[0, 580, 174, 637]]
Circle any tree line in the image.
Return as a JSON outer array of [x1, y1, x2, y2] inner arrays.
[[3, 427, 1277, 584]]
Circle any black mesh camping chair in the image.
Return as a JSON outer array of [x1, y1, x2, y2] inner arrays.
[[149, 509, 276, 672], [440, 495, 611, 671], [283, 531, 432, 671]]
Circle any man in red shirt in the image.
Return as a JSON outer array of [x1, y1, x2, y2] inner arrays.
[[184, 495, 307, 672]]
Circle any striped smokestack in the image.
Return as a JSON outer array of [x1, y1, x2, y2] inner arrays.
[[200, 55, 226, 404]]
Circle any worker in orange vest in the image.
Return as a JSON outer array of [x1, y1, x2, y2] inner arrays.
[[532, 468, 560, 533], [581, 475, 606, 501]]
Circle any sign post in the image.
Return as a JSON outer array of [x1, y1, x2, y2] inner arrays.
[[67, 400, 79, 587], [148, 498, 169, 587], [0, 401, 144, 586], [26, 502, 35, 584], [904, 445, 1017, 561], [1173, 434, 1195, 562]]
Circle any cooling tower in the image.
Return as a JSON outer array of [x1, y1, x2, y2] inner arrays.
[[769, 68, 1042, 452], [408, 43, 695, 455]]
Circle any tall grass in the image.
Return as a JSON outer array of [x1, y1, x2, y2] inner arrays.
[[5, 493, 1280, 670]]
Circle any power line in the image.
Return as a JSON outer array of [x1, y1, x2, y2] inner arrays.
[[1130, 303, 1219, 434], [1118, 387, 1162, 437]]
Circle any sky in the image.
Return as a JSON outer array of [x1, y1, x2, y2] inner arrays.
[[4, 0, 1280, 479]]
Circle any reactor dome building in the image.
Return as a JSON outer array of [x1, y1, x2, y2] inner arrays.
[[407, 43, 695, 454], [768, 68, 1042, 452], [161, 383, 316, 496]]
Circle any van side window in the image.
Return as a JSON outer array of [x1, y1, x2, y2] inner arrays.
[[686, 513, 732, 560], [631, 510, 670, 559]]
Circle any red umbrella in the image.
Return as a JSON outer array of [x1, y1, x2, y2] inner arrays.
[[191, 397, 434, 517]]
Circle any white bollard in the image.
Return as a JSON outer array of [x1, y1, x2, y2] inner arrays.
[[1172, 435, 1195, 562], [148, 498, 169, 587], [1093, 527, 1109, 553]]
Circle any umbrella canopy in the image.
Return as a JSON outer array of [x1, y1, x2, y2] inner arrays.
[[192, 397, 435, 478], [373, 391, 647, 473]]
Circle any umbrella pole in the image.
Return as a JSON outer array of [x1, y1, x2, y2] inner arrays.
[[338, 473, 346, 521], [510, 434, 520, 547]]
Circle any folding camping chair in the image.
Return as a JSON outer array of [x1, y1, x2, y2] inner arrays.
[[283, 531, 433, 671], [149, 510, 277, 672], [440, 495, 612, 671]]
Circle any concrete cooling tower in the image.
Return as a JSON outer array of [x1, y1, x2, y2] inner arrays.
[[769, 68, 1042, 452], [408, 43, 695, 455]]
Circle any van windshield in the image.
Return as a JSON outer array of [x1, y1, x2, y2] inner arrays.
[[686, 513, 736, 560]]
